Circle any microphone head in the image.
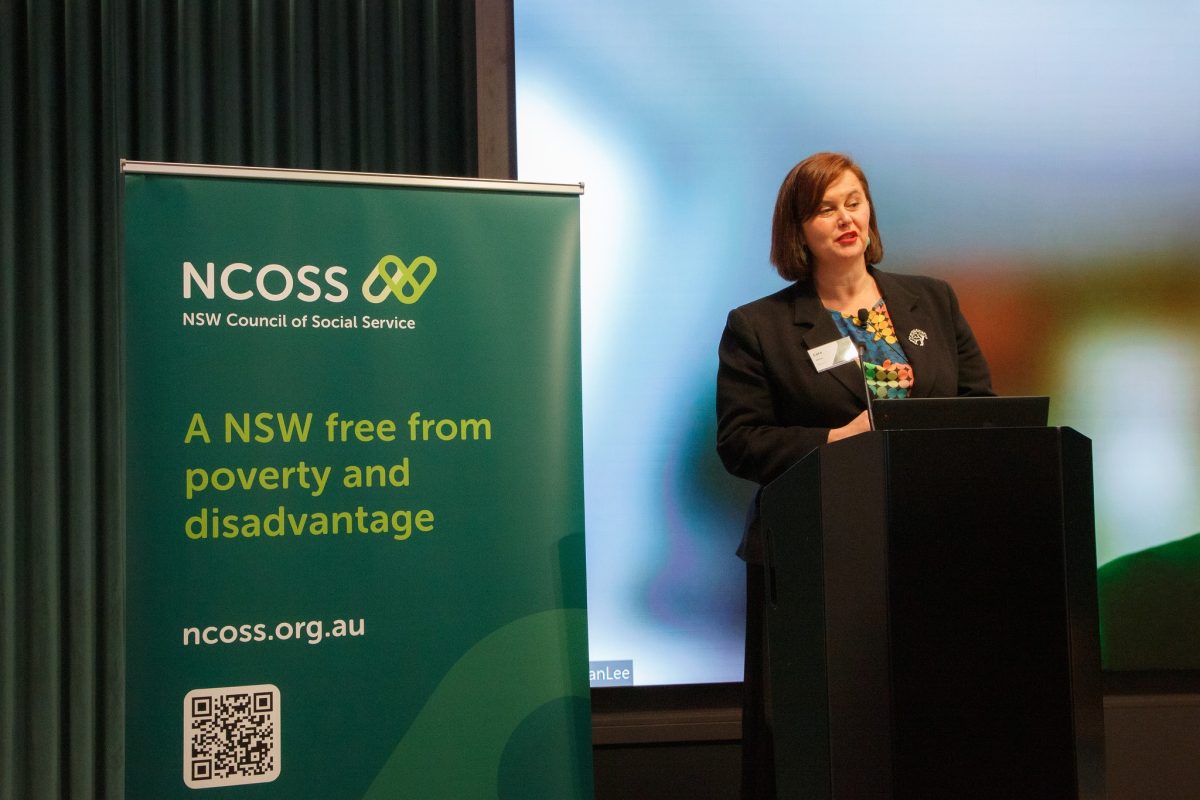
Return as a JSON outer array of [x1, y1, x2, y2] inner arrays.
[[856, 308, 870, 325]]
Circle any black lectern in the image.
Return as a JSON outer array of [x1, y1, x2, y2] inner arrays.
[[760, 427, 1105, 800]]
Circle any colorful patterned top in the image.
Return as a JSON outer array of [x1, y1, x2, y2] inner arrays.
[[829, 299, 914, 399]]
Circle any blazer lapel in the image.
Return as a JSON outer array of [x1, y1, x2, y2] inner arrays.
[[874, 269, 941, 397], [792, 282, 865, 404]]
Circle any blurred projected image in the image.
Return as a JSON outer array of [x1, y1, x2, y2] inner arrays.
[[953, 264, 1200, 670], [515, 0, 1200, 683]]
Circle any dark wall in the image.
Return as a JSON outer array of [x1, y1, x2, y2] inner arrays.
[[591, 695, 1200, 799]]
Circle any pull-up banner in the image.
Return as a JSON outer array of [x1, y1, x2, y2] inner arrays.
[[122, 162, 591, 799]]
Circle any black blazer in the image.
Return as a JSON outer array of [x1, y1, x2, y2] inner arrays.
[[716, 267, 994, 562]]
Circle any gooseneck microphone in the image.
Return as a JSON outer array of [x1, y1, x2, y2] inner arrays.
[[854, 307, 877, 431]]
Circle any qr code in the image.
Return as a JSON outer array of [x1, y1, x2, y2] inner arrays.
[[183, 684, 281, 789]]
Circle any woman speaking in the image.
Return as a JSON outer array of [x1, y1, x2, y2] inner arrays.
[[716, 152, 993, 798]]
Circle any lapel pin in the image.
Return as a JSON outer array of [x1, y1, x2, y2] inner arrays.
[[908, 329, 928, 346]]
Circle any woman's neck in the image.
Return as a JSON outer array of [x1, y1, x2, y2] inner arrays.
[[812, 260, 878, 313]]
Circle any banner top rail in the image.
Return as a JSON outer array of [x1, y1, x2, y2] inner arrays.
[[121, 160, 585, 195]]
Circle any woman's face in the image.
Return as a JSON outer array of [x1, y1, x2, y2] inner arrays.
[[800, 170, 871, 271]]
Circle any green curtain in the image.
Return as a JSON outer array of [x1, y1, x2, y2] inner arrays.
[[0, 2, 478, 797]]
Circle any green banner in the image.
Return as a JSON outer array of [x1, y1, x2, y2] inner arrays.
[[123, 164, 592, 799]]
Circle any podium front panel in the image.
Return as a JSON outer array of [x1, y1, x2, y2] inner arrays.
[[761, 428, 1103, 800]]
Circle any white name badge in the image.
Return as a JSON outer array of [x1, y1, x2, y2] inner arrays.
[[808, 336, 859, 373]]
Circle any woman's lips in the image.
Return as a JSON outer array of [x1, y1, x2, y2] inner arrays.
[[836, 231, 858, 244]]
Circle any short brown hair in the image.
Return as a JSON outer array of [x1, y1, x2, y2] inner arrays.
[[769, 152, 884, 282]]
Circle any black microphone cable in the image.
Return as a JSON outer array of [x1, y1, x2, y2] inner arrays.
[[853, 311, 877, 431]]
